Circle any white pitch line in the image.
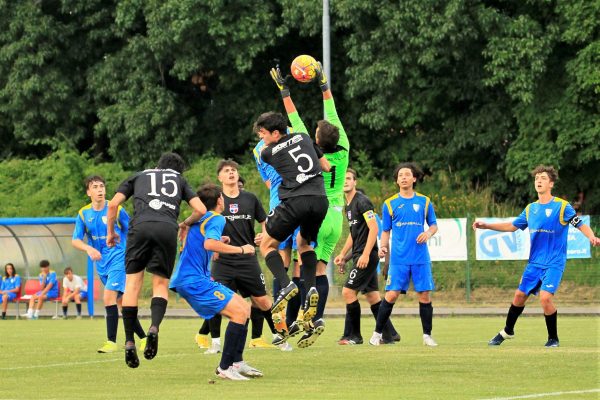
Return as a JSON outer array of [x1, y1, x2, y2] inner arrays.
[[477, 388, 600, 400]]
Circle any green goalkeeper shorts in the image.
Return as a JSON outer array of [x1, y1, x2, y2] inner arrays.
[[315, 206, 344, 263]]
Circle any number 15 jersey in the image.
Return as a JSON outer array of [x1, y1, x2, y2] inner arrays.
[[261, 133, 325, 200]]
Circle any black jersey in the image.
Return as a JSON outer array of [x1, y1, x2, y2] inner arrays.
[[117, 168, 197, 228], [346, 191, 378, 257], [217, 191, 267, 264], [261, 133, 326, 200]]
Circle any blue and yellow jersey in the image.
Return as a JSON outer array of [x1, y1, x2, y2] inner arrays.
[[170, 211, 226, 290], [39, 270, 58, 297], [72, 201, 129, 274], [1, 274, 21, 292], [512, 197, 581, 269], [382, 192, 437, 265], [253, 139, 283, 211]]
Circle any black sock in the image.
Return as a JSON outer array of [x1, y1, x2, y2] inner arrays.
[[272, 267, 288, 298], [504, 304, 525, 335], [419, 302, 433, 335], [2, 312, 6, 318], [210, 314, 222, 338], [62, 305, 68, 317], [545, 311, 558, 340], [286, 277, 302, 325], [106, 305, 119, 342], [347, 300, 362, 338], [150, 297, 168, 331], [235, 323, 248, 363], [121, 306, 137, 343], [76, 304, 82, 316], [133, 317, 146, 339], [199, 319, 210, 335], [250, 307, 264, 339], [375, 299, 394, 333], [262, 310, 276, 334], [220, 321, 246, 370], [343, 310, 352, 338], [300, 251, 317, 289], [371, 301, 398, 339], [265, 251, 291, 287], [315, 275, 329, 320]]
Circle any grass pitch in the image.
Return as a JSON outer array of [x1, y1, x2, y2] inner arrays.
[[0, 316, 598, 400]]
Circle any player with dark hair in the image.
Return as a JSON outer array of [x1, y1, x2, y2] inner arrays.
[[370, 162, 439, 347], [24, 260, 58, 319], [72, 175, 147, 352], [106, 152, 207, 368], [474, 165, 599, 347], [254, 108, 329, 348], [270, 61, 348, 345], [1, 263, 21, 319], [334, 169, 399, 345], [170, 184, 262, 380]]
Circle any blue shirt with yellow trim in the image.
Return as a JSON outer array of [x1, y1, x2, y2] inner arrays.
[[39, 271, 58, 298], [170, 211, 226, 290], [382, 192, 437, 265], [1, 274, 21, 292], [512, 197, 580, 269], [253, 139, 283, 211], [72, 201, 129, 275]]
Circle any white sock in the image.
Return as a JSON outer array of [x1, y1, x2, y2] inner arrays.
[[26, 308, 32, 316], [212, 338, 221, 346], [34, 309, 39, 317]]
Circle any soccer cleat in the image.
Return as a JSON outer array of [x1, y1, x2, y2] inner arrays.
[[288, 321, 302, 338], [277, 341, 293, 351], [390, 332, 401, 342], [297, 318, 325, 349], [75, 315, 82, 320], [301, 287, 319, 323], [488, 329, 514, 346], [271, 282, 299, 314], [271, 332, 288, 346], [369, 332, 383, 346], [423, 334, 438, 347], [204, 342, 221, 354], [125, 343, 140, 368], [195, 333, 209, 349], [271, 311, 289, 337], [143, 332, 158, 360], [138, 337, 147, 352], [249, 337, 276, 349], [339, 335, 363, 345], [97, 340, 118, 353], [215, 366, 249, 381], [233, 361, 263, 378], [544, 338, 560, 348]]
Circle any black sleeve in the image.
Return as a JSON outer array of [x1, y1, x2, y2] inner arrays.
[[116, 173, 137, 200], [180, 177, 197, 202], [260, 146, 272, 164], [253, 194, 267, 223], [357, 196, 375, 215], [312, 139, 324, 159]]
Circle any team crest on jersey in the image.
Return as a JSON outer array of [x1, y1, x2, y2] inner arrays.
[[347, 210, 352, 220], [102, 216, 107, 224], [545, 208, 552, 217], [413, 204, 420, 212], [229, 204, 239, 214]]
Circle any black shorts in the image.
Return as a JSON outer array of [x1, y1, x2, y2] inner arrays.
[[344, 251, 380, 293], [266, 195, 328, 244], [211, 258, 267, 298], [125, 222, 178, 278]]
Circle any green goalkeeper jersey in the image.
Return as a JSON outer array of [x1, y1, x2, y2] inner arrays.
[[287, 97, 349, 208]]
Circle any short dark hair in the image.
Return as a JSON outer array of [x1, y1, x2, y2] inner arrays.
[[317, 120, 340, 152], [4, 263, 16, 279], [84, 175, 105, 190], [39, 260, 50, 268], [64, 267, 73, 275], [393, 162, 424, 187], [197, 184, 222, 211], [347, 168, 357, 180], [238, 175, 246, 186], [531, 165, 558, 182], [255, 112, 287, 135], [157, 152, 186, 173], [217, 159, 239, 175]]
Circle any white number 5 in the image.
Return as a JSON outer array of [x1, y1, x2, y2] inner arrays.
[[147, 173, 179, 197], [288, 146, 313, 173]]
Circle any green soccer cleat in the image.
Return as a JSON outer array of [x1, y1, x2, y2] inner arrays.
[[97, 340, 118, 353], [138, 337, 147, 352]]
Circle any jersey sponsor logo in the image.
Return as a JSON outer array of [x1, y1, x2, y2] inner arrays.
[[396, 221, 422, 227], [296, 172, 318, 183], [149, 199, 176, 210], [224, 214, 252, 221], [102, 216, 107, 224], [90, 235, 108, 240], [229, 204, 239, 214], [349, 219, 358, 226], [272, 134, 302, 154], [545, 208, 552, 217], [413, 204, 420, 212]]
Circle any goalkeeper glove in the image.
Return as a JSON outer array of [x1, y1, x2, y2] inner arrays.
[[315, 61, 329, 92], [270, 67, 290, 98]]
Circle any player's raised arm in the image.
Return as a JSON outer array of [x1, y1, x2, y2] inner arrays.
[[270, 66, 308, 134], [472, 220, 518, 232], [315, 61, 349, 151]]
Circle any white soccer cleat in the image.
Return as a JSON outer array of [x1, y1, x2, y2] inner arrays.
[[423, 334, 438, 347], [369, 331, 382, 346], [232, 361, 263, 378], [215, 366, 250, 380], [204, 342, 221, 354], [277, 341, 293, 352]]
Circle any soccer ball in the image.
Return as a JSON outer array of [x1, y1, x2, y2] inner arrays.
[[291, 55, 318, 83]]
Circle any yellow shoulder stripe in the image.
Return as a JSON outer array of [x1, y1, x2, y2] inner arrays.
[[200, 213, 219, 236], [554, 197, 568, 225], [525, 204, 531, 221], [384, 194, 399, 218]]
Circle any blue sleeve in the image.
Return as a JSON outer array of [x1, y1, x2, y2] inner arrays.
[[72, 213, 86, 240], [563, 203, 580, 227], [49, 272, 57, 285], [15, 276, 21, 289], [118, 207, 130, 235], [426, 202, 437, 226], [512, 208, 528, 230], [382, 203, 392, 232], [205, 217, 226, 241], [0, 279, 4, 290]]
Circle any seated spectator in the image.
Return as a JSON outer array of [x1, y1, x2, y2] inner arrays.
[[61, 267, 88, 319], [1, 263, 21, 319], [25, 260, 58, 320]]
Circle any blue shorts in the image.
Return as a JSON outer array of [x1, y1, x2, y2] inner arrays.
[[36, 290, 59, 299], [2, 292, 17, 301], [98, 268, 125, 293], [278, 226, 316, 251], [175, 281, 234, 320], [518, 264, 563, 295], [65, 291, 88, 300], [385, 263, 435, 293]]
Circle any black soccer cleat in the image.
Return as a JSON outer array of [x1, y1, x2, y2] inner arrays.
[[271, 282, 299, 314], [297, 318, 325, 349], [143, 332, 159, 360], [125, 344, 140, 369], [544, 338, 559, 348], [288, 321, 302, 338], [488, 329, 513, 346], [301, 287, 319, 322]]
